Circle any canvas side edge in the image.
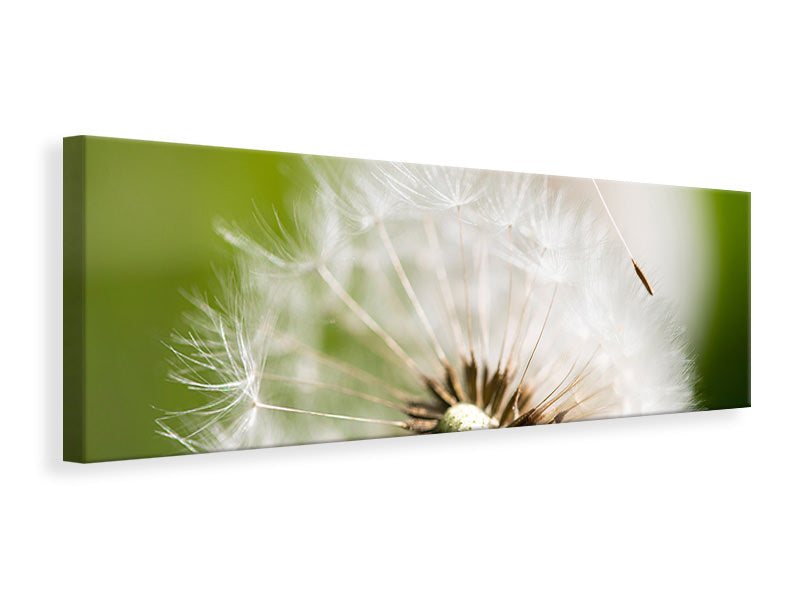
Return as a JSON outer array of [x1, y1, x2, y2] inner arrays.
[[63, 136, 86, 462]]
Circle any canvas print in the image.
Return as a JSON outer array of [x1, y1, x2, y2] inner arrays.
[[63, 136, 750, 462]]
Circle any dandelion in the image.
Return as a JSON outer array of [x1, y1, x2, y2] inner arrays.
[[157, 157, 695, 453]]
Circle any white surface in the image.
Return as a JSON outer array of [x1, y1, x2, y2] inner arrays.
[[2, 1, 795, 598]]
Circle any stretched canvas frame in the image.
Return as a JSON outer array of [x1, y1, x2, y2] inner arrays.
[[63, 136, 750, 463]]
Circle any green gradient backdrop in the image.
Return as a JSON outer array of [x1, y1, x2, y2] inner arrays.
[[64, 136, 750, 462]]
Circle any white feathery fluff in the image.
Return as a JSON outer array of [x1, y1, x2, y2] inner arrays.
[[158, 158, 695, 452]]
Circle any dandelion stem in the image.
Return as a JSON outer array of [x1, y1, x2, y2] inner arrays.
[[457, 204, 476, 360], [317, 264, 423, 377], [253, 401, 409, 429], [511, 285, 559, 400], [495, 225, 515, 373], [509, 356, 580, 426], [259, 373, 410, 411], [377, 220, 449, 364], [505, 275, 536, 373], [275, 332, 421, 402], [476, 234, 491, 368], [522, 346, 601, 425], [551, 384, 612, 424], [423, 216, 466, 355], [592, 178, 654, 295]]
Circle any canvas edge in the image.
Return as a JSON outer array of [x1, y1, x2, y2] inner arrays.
[[63, 135, 86, 463]]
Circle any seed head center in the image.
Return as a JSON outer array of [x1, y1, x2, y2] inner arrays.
[[437, 403, 499, 433]]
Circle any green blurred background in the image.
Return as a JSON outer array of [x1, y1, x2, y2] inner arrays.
[[66, 137, 750, 462]]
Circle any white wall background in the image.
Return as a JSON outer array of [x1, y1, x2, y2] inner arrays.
[[3, 1, 796, 598]]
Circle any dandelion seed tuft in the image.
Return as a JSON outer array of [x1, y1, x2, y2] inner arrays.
[[160, 158, 696, 453]]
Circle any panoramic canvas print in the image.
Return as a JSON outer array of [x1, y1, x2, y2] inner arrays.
[[63, 136, 750, 462]]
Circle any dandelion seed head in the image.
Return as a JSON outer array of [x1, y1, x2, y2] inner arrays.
[[163, 159, 696, 452]]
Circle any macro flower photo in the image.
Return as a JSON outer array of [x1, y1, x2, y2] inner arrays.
[[157, 157, 700, 452], [63, 137, 750, 462]]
